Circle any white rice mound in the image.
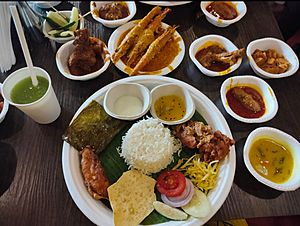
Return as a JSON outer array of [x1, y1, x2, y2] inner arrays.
[[120, 117, 181, 175]]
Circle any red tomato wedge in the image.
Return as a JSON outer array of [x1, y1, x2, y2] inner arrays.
[[156, 170, 186, 197]]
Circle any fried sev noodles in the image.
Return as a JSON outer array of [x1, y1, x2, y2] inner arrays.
[[173, 154, 220, 195]]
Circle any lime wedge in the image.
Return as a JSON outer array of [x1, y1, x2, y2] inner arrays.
[[69, 7, 79, 31], [153, 201, 188, 221]]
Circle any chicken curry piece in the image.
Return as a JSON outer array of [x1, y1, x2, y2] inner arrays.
[[195, 44, 244, 72], [252, 49, 290, 74], [68, 28, 104, 76]]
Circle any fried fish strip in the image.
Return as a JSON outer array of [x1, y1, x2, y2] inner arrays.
[[80, 146, 110, 200], [130, 25, 177, 76], [112, 6, 162, 63], [126, 8, 171, 67]]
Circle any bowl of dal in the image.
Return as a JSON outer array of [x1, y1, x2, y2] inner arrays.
[[243, 127, 300, 191]]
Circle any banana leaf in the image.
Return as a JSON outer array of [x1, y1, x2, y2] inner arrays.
[[99, 111, 207, 225], [62, 100, 128, 154]]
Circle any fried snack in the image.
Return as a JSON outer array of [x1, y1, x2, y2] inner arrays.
[[108, 170, 156, 226], [126, 8, 171, 67], [130, 25, 177, 76], [80, 146, 110, 199], [112, 6, 162, 63]]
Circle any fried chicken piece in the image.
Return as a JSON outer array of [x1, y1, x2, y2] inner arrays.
[[201, 130, 235, 162], [231, 87, 261, 112], [80, 146, 110, 200], [173, 121, 214, 149]]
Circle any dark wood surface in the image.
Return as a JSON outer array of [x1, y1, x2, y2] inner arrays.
[[1, 1, 300, 225]]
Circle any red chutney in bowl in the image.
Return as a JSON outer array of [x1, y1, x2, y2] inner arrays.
[[226, 86, 265, 118]]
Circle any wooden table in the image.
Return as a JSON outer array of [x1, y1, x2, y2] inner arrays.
[[1, 1, 299, 225]]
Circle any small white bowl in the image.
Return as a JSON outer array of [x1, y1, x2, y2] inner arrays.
[[0, 83, 9, 123], [189, 34, 242, 77], [200, 1, 247, 27], [56, 38, 110, 81], [90, 1, 136, 28], [103, 83, 151, 120], [244, 127, 300, 191], [220, 75, 278, 123], [42, 10, 84, 44], [150, 83, 195, 125], [246, 37, 299, 79]]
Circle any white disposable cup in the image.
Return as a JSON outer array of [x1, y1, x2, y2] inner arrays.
[[2, 66, 61, 124]]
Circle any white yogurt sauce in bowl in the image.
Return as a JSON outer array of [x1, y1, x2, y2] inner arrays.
[[113, 95, 143, 117], [104, 82, 151, 120]]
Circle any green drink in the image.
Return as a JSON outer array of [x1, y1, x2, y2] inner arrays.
[[10, 76, 49, 104]]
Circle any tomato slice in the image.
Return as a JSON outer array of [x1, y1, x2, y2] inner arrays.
[[156, 170, 186, 197]]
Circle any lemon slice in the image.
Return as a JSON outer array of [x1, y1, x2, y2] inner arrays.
[[153, 201, 188, 221], [181, 188, 211, 218]]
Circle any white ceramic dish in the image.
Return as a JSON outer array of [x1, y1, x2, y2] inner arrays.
[[104, 83, 151, 120], [56, 39, 110, 81], [189, 34, 242, 77], [140, 1, 192, 6], [200, 1, 247, 28], [42, 10, 84, 44], [90, 1, 136, 28], [244, 127, 300, 191], [220, 75, 278, 123], [246, 37, 299, 79], [108, 20, 185, 76], [62, 75, 236, 226], [0, 83, 9, 124], [150, 83, 195, 125]]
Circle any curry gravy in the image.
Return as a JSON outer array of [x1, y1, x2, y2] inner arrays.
[[249, 138, 293, 183], [118, 27, 181, 73]]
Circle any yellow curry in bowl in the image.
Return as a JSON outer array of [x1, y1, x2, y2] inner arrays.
[[249, 137, 293, 184]]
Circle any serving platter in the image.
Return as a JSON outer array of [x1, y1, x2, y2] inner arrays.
[[62, 75, 236, 226], [140, 1, 192, 6], [108, 21, 185, 76]]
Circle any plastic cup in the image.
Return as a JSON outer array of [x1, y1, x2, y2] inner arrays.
[[2, 66, 61, 124]]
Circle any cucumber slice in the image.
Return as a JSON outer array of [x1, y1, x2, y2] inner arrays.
[[48, 29, 63, 37], [58, 21, 76, 30], [47, 11, 68, 27], [69, 7, 79, 31], [181, 189, 211, 218], [43, 16, 61, 29], [60, 31, 74, 37], [153, 201, 188, 221]]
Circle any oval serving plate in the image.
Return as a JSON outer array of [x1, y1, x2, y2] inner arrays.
[[108, 21, 185, 76], [62, 76, 235, 226]]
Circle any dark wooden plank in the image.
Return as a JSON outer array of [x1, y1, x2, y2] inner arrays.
[[0, 1, 299, 226]]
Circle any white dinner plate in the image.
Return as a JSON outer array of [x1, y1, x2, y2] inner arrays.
[[140, 1, 192, 6], [62, 76, 236, 226], [108, 21, 185, 76]]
